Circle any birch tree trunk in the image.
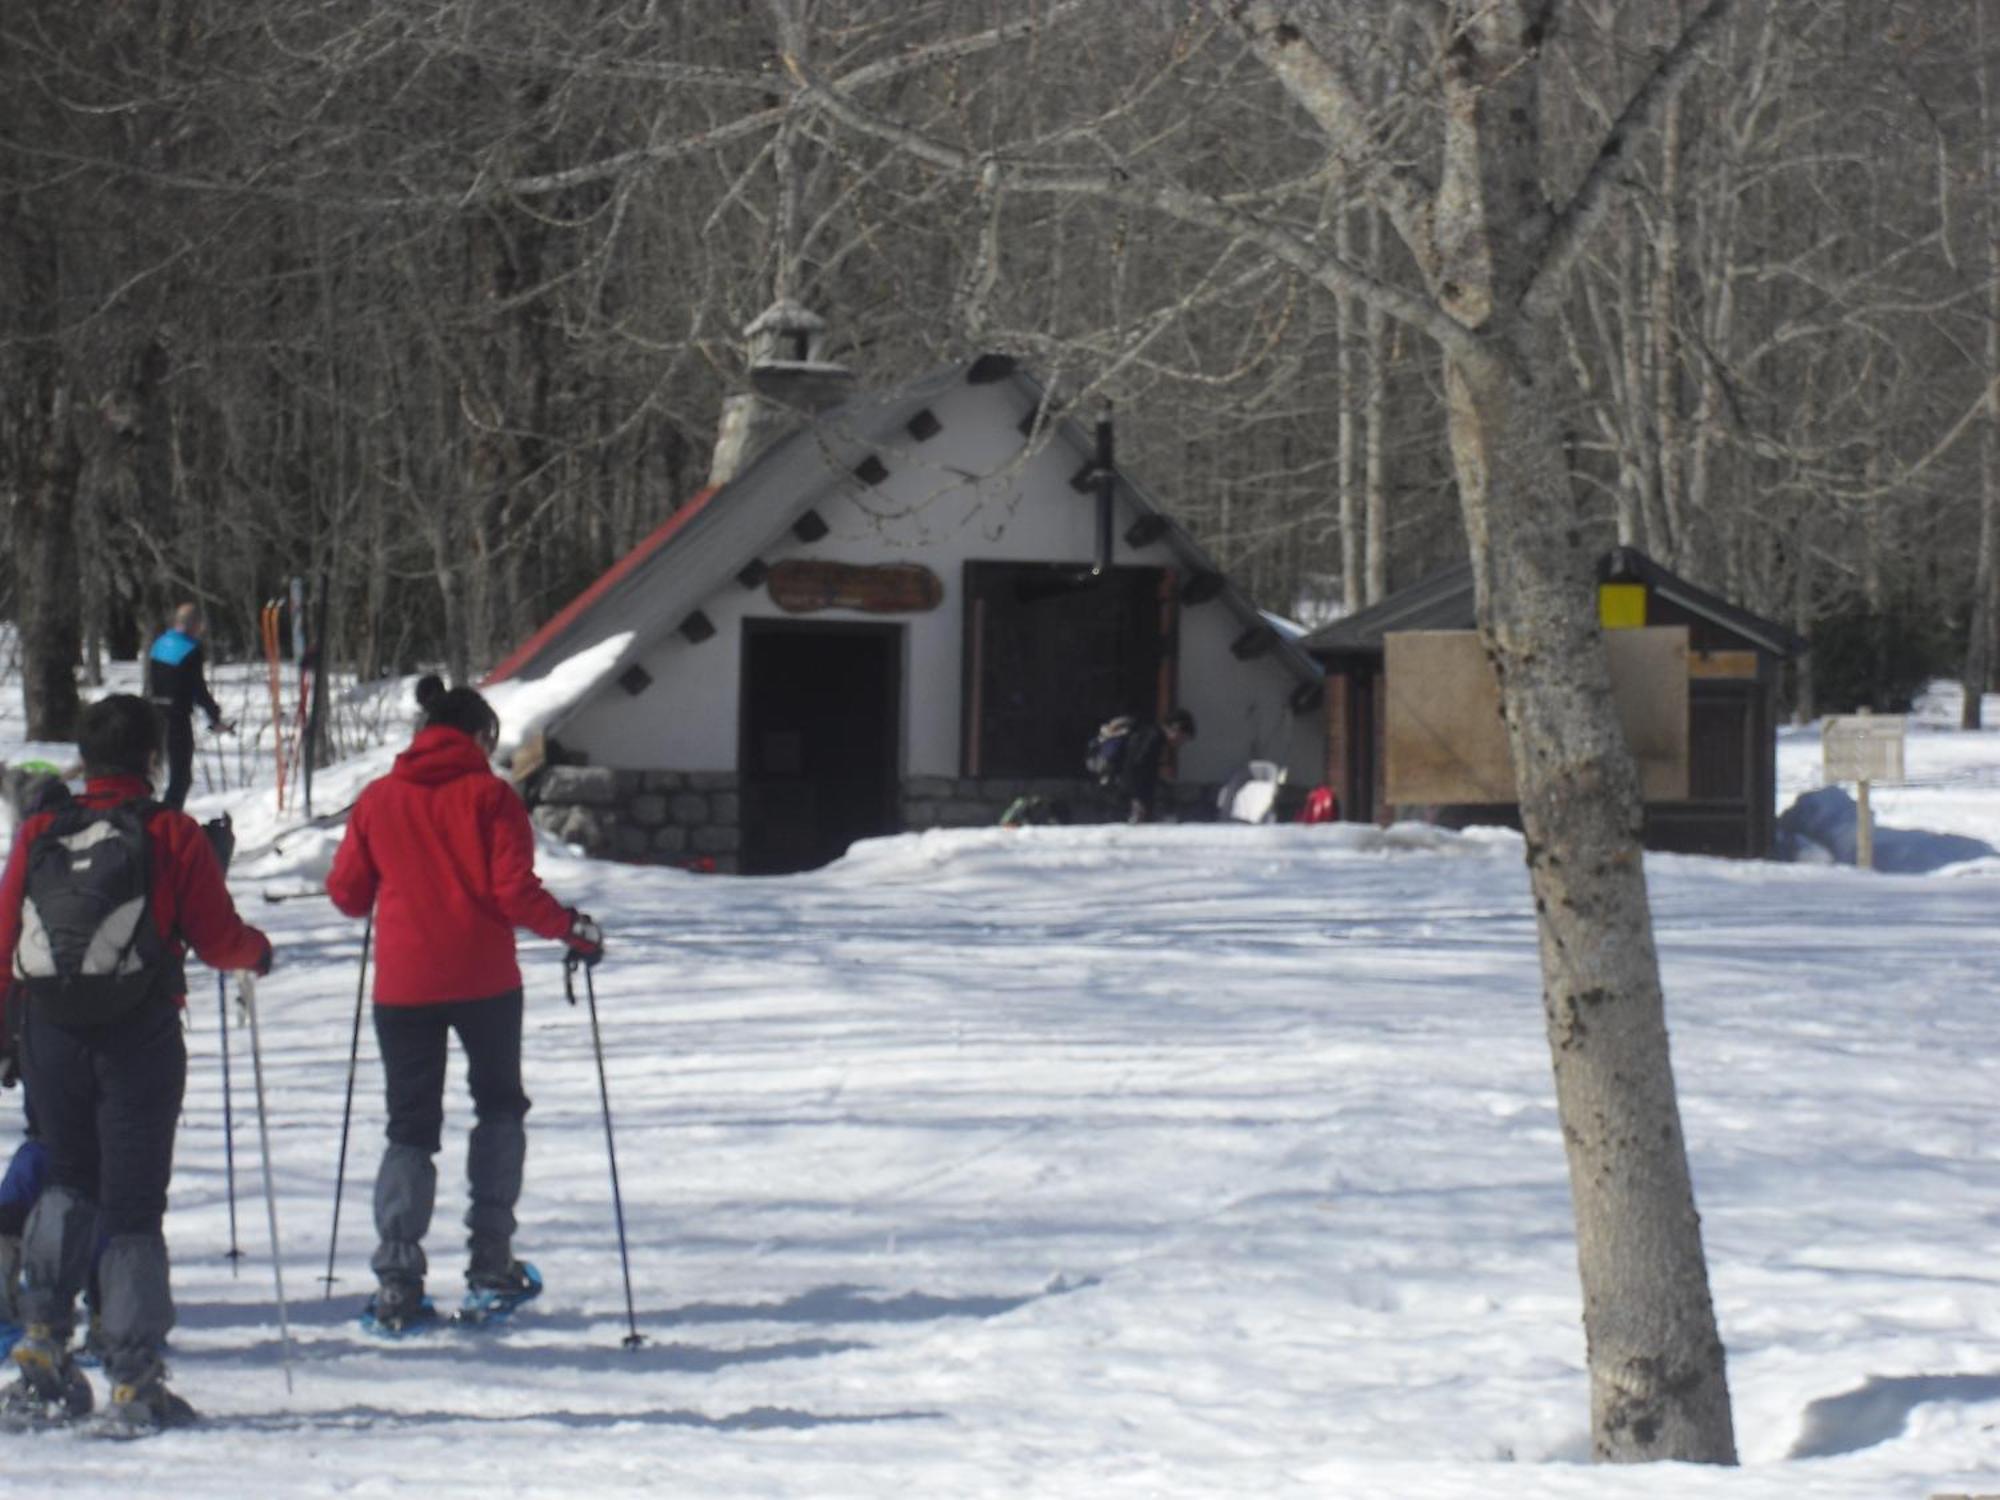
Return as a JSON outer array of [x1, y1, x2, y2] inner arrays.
[[1962, 0, 1999, 729], [787, 0, 1743, 1458], [1226, 0, 1739, 1462], [1364, 207, 1390, 606]]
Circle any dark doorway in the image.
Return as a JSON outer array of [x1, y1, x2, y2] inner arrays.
[[739, 621, 902, 875], [963, 562, 1174, 778]]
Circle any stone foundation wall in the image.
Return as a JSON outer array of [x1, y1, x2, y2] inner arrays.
[[530, 766, 742, 873], [530, 767, 1220, 874], [900, 776, 1213, 829]]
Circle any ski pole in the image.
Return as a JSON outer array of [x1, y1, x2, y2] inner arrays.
[[240, 971, 295, 1394], [218, 972, 244, 1270], [322, 914, 371, 1297], [567, 954, 643, 1349]]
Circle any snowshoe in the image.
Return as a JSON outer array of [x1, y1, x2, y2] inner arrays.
[[361, 1281, 443, 1339], [457, 1261, 541, 1329], [0, 1328, 94, 1431], [87, 1366, 198, 1440]]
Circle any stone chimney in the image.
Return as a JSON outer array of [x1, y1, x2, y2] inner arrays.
[[706, 299, 854, 488]]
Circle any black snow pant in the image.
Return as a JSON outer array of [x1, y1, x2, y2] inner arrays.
[[159, 710, 196, 812], [18, 995, 185, 1385], [370, 990, 530, 1289]]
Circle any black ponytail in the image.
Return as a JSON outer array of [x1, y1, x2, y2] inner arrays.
[[416, 675, 500, 745]]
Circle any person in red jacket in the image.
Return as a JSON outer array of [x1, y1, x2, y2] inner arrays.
[[0, 695, 271, 1432], [326, 676, 604, 1332]]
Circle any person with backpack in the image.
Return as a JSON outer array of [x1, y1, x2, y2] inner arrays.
[[0, 695, 272, 1433], [326, 676, 606, 1335], [145, 603, 232, 813], [1089, 707, 1197, 823]]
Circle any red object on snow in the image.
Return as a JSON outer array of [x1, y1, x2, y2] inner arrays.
[[1300, 785, 1340, 824]]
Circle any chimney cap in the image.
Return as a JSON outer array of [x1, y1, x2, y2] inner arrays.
[[745, 299, 826, 339]]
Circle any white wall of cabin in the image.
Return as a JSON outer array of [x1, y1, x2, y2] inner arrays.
[[558, 380, 1324, 787]]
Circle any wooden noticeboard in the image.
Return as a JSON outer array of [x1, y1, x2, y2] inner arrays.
[[1383, 627, 1691, 806], [1821, 713, 1905, 785], [767, 559, 943, 614]]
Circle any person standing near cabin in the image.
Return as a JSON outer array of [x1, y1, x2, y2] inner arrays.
[[1119, 708, 1198, 824], [325, 676, 607, 1333], [0, 694, 272, 1432], [145, 604, 230, 812]]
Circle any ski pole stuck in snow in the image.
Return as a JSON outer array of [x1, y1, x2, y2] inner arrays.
[[322, 914, 371, 1297], [240, 972, 296, 1393], [217, 971, 243, 1272], [567, 952, 643, 1351]]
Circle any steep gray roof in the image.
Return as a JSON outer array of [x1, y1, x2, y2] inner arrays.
[[488, 356, 1320, 719]]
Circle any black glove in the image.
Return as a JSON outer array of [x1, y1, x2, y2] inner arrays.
[[254, 938, 274, 978], [563, 910, 605, 967], [203, 814, 236, 874]]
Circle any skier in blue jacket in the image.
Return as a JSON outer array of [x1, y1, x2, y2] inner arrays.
[[145, 604, 230, 812]]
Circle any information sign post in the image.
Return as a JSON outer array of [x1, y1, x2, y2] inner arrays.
[[1821, 710, 1907, 870]]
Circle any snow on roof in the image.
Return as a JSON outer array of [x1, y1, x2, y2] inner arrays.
[[484, 631, 633, 760]]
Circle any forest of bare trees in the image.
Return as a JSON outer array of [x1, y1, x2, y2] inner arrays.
[[3, 2, 1992, 729]]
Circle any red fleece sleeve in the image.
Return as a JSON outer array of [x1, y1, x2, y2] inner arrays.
[[158, 813, 271, 974], [325, 803, 379, 918], [486, 785, 571, 941], [0, 813, 51, 976]]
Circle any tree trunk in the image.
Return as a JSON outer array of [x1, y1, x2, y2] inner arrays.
[[6, 208, 84, 743], [1337, 202, 1362, 613], [1420, 0, 1737, 1461], [1364, 206, 1389, 606], [1447, 330, 1735, 1463], [14, 393, 85, 743], [1963, 0, 1999, 729]]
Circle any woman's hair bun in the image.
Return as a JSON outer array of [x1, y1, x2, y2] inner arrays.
[[414, 674, 448, 710]]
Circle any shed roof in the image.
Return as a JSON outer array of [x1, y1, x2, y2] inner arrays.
[[1299, 546, 1805, 661], [485, 356, 1320, 721]]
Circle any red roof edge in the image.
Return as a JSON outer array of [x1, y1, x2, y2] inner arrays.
[[483, 486, 721, 686]]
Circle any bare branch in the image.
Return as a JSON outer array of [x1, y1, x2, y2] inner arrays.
[[1207, 0, 1439, 278], [781, 48, 1475, 359], [1522, 0, 1742, 318]]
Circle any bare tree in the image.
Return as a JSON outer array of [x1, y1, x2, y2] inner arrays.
[[782, 0, 1741, 1461]]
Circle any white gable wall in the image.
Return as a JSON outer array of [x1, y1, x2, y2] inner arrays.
[[558, 380, 1323, 786]]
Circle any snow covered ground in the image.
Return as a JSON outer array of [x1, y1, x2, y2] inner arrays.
[[1, 658, 1998, 1496]]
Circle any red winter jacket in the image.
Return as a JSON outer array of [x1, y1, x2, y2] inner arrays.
[[326, 726, 571, 1005], [0, 774, 272, 1004]]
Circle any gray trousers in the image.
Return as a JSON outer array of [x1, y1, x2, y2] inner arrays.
[[370, 991, 529, 1286]]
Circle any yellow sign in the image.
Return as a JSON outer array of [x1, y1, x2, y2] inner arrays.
[[1599, 583, 1647, 630]]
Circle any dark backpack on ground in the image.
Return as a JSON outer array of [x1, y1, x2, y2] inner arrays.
[[13, 801, 168, 1025], [1084, 715, 1137, 787]]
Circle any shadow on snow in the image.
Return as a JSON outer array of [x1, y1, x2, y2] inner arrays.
[[1789, 1371, 2000, 1458]]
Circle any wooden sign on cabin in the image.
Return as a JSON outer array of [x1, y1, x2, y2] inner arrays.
[[766, 559, 944, 615], [1383, 627, 1691, 805]]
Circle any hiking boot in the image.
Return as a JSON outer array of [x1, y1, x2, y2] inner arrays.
[[1, 1325, 93, 1428], [466, 1258, 537, 1296], [364, 1278, 440, 1336], [94, 1361, 197, 1437]]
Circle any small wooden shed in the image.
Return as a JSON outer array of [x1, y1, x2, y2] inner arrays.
[[1300, 547, 1805, 858]]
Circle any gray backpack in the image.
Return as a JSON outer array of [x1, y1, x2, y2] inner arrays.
[[14, 802, 167, 1025]]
